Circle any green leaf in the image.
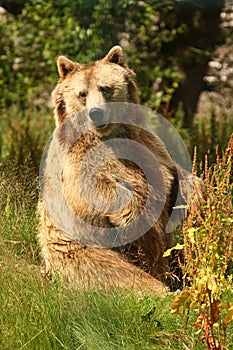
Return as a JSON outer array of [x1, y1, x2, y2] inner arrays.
[[171, 290, 191, 315], [223, 303, 233, 327], [187, 228, 196, 244], [163, 243, 184, 257]]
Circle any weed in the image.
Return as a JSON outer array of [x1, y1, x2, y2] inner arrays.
[[171, 134, 233, 350]]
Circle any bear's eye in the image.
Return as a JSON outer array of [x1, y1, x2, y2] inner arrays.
[[99, 86, 113, 96], [79, 91, 87, 100]]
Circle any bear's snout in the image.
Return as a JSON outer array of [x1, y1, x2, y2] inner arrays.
[[89, 107, 105, 127]]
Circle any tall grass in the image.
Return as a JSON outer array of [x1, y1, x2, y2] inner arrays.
[[0, 257, 188, 350], [0, 158, 39, 262], [170, 102, 233, 167], [0, 105, 53, 168]]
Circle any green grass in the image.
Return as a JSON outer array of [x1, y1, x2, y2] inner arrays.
[[1, 255, 232, 350], [0, 251, 210, 350], [0, 258, 182, 350]]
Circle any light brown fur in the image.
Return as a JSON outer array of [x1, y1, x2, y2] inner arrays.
[[38, 46, 179, 294]]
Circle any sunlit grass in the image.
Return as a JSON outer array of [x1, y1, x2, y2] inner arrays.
[[0, 249, 209, 350]]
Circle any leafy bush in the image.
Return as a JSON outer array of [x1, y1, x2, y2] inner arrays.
[[0, 0, 95, 109]]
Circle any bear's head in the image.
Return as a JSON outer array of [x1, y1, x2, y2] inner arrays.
[[52, 46, 139, 135]]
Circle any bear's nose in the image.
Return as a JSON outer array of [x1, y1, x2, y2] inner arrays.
[[89, 107, 104, 125]]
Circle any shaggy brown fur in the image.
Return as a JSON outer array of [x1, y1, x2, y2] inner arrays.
[[38, 46, 180, 294]]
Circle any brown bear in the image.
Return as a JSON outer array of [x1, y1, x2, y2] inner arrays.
[[38, 46, 182, 294]]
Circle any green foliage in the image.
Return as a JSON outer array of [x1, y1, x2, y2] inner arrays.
[[121, 1, 185, 109], [171, 135, 233, 350], [0, 0, 96, 108], [0, 0, 184, 110]]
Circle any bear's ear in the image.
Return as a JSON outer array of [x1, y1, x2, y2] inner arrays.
[[57, 56, 75, 78], [103, 46, 124, 66]]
